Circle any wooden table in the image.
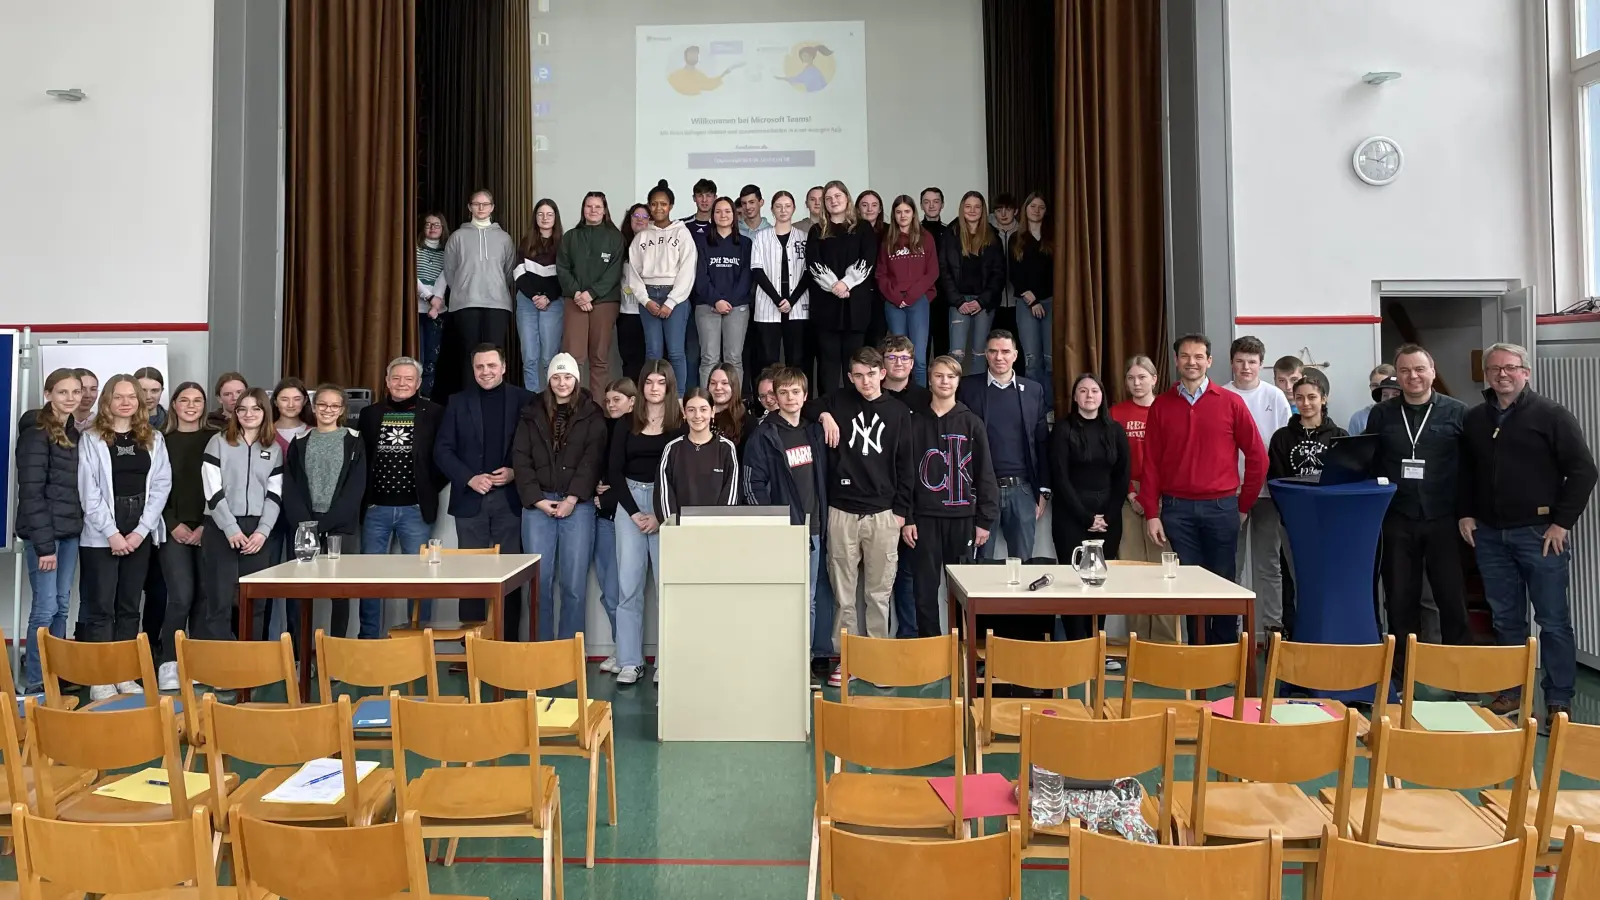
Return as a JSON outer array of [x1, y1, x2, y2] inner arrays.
[[945, 563, 1258, 695], [238, 553, 541, 699]]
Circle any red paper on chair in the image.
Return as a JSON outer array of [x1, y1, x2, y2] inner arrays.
[[1206, 697, 1263, 720], [927, 774, 1020, 819]]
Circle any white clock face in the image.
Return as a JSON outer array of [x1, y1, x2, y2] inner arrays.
[[1354, 137, 1403, 186]]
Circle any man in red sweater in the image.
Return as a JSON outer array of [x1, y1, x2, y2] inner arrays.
[[1139, 333, 1268, 644]]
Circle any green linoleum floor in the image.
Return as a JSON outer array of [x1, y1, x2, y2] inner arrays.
[[9, 661, 1597, 899]]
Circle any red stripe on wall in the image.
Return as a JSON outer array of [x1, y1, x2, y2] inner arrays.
[[1234, 315, 1381, 325], [0, 323, 210, 333]]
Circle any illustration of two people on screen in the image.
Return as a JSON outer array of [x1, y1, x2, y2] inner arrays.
[[668, 42, 835, 96]]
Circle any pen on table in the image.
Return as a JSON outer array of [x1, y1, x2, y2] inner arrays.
[[545, 697, 557, 711], [147, 778, 169, 786], [304, 769, 342, 787]]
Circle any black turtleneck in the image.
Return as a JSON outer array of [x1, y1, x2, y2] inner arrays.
[[480, 382, 510, 473]]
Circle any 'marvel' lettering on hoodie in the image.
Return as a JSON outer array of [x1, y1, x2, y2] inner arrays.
[[921, 434, 973, 507]]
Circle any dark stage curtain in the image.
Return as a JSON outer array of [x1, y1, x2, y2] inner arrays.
[[1053, 0, 1168, 405], [283, 0, 416, 396], [983, 0, 1057, 201]]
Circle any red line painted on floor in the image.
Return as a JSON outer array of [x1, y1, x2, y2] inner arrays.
[[448, 857, 1555, 878]]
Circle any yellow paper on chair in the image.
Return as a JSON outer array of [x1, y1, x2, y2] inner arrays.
[[537, 697, 588, 730], [93, 768, 210, 804]]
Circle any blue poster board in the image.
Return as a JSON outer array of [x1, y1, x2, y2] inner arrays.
[[0, 330, 16, 550]]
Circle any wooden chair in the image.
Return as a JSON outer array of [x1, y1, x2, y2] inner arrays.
[[971, 632, 1105, 773], [204, 694, 395, 832], [1399, 635, 1536, 730], [1316, 822, 1536, 900], [809, 693, 966, 900], [37, 630, 160, 711], [391, 695, 563, 898], [316, 628, 463, 751], [1554, 825, 1600, 900], [839, 631, 959, 708], [13, 803, 219, 899], [233, 807, 488, 900], [1018, 707, 1176, 857], [1067, 820, 1283, 900], [1104, 633, 1248, 752], [0, 626, 79, 718], [1328, 715, 1536, 850], [1173, 708, 1359, 896], [175, 631, 299, 769], [818, 817, 1021, 900], [1482, 712, 1600, 866], [466, 633, 616, 869], [25, 695, 232, 824], [0, 692, 96, 851], [1101, 559, 1164, 678], [1262, 632, 1393, 750], [390, 544, 502, 670]]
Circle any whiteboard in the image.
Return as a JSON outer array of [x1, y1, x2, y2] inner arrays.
[[34, 338, 170, 407]]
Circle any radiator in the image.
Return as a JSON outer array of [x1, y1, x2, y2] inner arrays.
[[1535, 356, 1600, 669]]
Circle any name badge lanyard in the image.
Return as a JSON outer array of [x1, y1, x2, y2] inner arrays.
[[1401, 403, 1432, 479]]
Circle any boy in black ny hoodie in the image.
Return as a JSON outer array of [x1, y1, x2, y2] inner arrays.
[[904, 355, 999, 637], [819, 347, 914, 677]]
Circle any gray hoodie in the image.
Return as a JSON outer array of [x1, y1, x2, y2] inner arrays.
[[443, 221, 517, 312], [201, 432, 285, 538]]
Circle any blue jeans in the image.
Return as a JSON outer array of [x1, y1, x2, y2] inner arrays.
[[1161, 495, 1241, 644], [23, 537, 78, 689], [947, 296, 994, 375], [884, 297, 931, 386], [811, 536, 836, 659], [594, 511, 621, 640], [640, 285, 690, 395], [985, 480, 1038, 561], [1014, 297, 1053, 385], [522, 492, 597, 642], [1475, 525, 1577, 706], [360, 504, 433, 637], [893, 541, 917, 638], [614, 481, 661, 668], [418, 312, 444, 397], [516, 292, 566, 389]]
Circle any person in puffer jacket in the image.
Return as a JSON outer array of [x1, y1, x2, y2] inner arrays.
[[437, 189, 518, 401], [14, 368, 86, 691], [626, 180, 699, 395]]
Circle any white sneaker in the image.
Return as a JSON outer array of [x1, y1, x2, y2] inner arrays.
[[617, 665, 644, 685], [116, 680, 145, 695], [653, 667, 659, 684], [1104, 657, 1123, 673], [599, 656, 620, 674], [157, 662, 180, 692], [89, 684, 117, 702]]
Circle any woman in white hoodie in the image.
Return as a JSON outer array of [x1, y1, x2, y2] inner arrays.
[[626, 180, 698, 396]]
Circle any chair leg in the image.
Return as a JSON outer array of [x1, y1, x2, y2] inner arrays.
[[805, 816, 820, 900], [604, 729, 619, 825], [1301, 859, 1319, 899], [444, 837, 460, 867], [427, 838, 441, 862], [555, 794, 566, 900], [586, 746, 600, 869]]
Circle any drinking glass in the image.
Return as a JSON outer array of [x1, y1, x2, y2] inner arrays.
[[1007, 557, 1022, 586], [428, 538, 443, 564], [1161, 551, 1179, 579], [325, 534, 342, 559]]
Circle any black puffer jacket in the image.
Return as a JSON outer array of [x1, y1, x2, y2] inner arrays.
[[512, 391, 610, 503], [14, 412, 83, 556]]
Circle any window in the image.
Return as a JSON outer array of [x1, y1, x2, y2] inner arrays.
[[1582, 0, 1600, 55], [1574, 2, 1600, 294]]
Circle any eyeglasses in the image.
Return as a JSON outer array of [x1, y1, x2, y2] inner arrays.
[[883, 354, 914, 363], [314, 402, 344, 411], [1485, 365, 1527, 376], [469, 202, 493, 208]]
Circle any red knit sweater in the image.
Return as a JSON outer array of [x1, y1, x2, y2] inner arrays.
[[1136, 381, 1268, 517]]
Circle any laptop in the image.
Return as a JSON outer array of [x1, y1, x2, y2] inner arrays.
[[1279, 433, 1379, 486]]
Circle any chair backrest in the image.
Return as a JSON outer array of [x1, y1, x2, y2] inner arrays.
[[14, 804, 219, 898], [1120, 633, 1249, 712], [1193, 709, 1358, 842], [1554, 825, 1600, 900], [1401, 636, 1535, 728], [205, 694, 363, 825], [813, 693, 964, 820], [0, 629, 25, 734], [37, 630, 159, 708], [316, 630, 440, 696], [1318, 823, 1535, 900], [26, 695, 187, 819], [392, 695, 543, 824], [466, 632, 589, 712], [234, 808, 434, 900], [983, 631, 1105, 700], [177, 631, 299, 737], [1020, 708, 1176, 846], [1537, 714, 1600, 855], [839, 632, 958, 699], [1068, 821, 1283, 899], [1262, 632, 1393, 720], [1364, 716, 1536, 842], [820, 818, 1020, 899]]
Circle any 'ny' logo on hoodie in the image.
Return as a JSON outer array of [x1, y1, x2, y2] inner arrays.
[[848, 413, 885, 456]]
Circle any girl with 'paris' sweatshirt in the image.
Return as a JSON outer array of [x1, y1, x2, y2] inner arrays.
[[626, 180, 699, 395]]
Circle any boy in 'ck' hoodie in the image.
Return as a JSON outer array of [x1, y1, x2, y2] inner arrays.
[[904, 355, 999, 637], [627, 180, 700, 394]]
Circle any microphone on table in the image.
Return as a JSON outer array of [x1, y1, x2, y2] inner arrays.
[[1027, 574, 1053, 591]]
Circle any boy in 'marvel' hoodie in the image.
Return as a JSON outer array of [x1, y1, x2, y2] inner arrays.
[[626, 180, 699, 394], [903, 354, 999, 638]]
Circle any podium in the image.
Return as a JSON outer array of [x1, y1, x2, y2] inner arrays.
[[1269, 478, 1396, 701], [657, 507, 812, 742]]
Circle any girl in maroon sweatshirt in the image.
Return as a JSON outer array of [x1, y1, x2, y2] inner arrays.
[[875, 195, 940, 386]]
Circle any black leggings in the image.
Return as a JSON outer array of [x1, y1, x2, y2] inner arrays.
[[813, 328, 864, 395]]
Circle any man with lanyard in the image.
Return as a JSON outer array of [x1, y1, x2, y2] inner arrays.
[[1459, 342, 1596, 725], [1363, 343, 1470, 687]]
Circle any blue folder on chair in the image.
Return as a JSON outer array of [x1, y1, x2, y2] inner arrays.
[[352, 698, 392, 728], [88, 694, 183, 714]]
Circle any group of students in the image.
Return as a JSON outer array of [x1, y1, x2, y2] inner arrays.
[[416, 179, 1057, 411]]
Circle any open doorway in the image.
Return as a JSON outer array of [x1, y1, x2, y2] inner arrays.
[[1378, 296, 1487, 408]]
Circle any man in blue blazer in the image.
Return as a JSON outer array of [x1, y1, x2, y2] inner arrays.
[[956, 329, 1050, 560], [434, 343, 534, 628]]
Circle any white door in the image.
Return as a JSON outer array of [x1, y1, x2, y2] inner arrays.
[[1494, 285, 1537, 379]]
